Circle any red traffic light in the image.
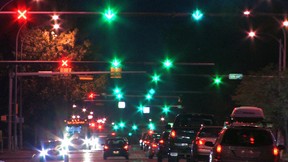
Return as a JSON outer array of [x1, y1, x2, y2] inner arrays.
[[18, 10, 27, 19], [61, 59, 69, 67], [88, 92, 96, 99]]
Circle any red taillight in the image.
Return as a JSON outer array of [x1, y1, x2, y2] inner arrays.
[[171, 130, 176, 138], [159, 139, 164, 144], [196, 139, 205, 146], [273, 147, 279, 156], [216, 144, 222, 153], [152, 143, 157, 148], [104, 145, 109, 150], [124, 145, 129, 150]]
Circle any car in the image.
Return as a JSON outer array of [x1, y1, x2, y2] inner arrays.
[[36, 139, 69, 162], [190, 125, 222, 162], [168, 113, 216, 162], [103, 137, 129, 160], [145, 132, 161, 159], [139, 132, 148, 150], [156, 129, 171, 162], [143, 131, 160, 151], [209, 125, 285, 162]]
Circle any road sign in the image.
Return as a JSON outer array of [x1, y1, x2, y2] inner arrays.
[[229, 73, 243, 80]]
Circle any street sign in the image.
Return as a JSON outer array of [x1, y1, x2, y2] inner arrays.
[[229, 73, 243, 80]]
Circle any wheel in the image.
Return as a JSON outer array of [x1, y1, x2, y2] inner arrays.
[[125, 155, 129, 160], [168, 155, 178, 162], [103, 155, 107, 160], [149, 154, 153, 159]]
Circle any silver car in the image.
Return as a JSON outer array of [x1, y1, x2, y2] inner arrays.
[[209, 125, 284, 162]]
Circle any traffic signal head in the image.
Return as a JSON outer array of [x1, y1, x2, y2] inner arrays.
[[212, 75, 223, 86], [60, 58, 70, 68], [132, 124, 138, 130], [162, 58, 173, 70], [88, 92, 96, 99], [151, 73, 161, 83], [103, 7, 118, 22], [162, 105, 170, 114], [111, 58, 121, 68], [192, 9, 204, 21]]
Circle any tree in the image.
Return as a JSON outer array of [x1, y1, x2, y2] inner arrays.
[[19, 27, 107, 129], [232, 64, 288, 148]]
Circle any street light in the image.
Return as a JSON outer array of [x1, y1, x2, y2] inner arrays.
[[247, 30, 283, 72]]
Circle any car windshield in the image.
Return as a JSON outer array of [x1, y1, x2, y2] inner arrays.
[[221, 128, 274, 146], [198, 127, 222, 138]]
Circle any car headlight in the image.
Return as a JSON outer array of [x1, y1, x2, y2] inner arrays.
[[61, 138, 71, 147], [40, 149, 48, 156]]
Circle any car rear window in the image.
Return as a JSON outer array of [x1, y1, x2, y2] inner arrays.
[[107, 139, 125, 146], [221, 128, 273, 146], [198, 127, 222, 138], [174, 115, 214, 128]]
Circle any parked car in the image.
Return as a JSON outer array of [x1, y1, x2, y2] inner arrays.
[[145, 132, 161, 159], [156, 129, 171, 162], [168, 113, 216, 162], [209, 125, 285, 162], [190, 125, 222, 162], [103, 137, 129, 160]]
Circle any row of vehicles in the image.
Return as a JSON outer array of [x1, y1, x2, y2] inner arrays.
[[139, 106, 285, 162]]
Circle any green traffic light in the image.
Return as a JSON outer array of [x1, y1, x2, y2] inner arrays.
[[213, 76, 223, 86], [103, 7, 117, 22], [111, 58, 121, 68], [162, 105, 170, 114], [113, 125, 119, 130], [162, 58, 173, 69], [151, 74, 160, 83], [192, 9, 204, 21], [132, 124, 138, 130], [148, 88, 155, 95], [119, 122, 125, 128], [148, 123, 155, 130], [145, 94, 152, 100]]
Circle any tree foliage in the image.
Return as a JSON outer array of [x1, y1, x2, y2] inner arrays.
[[233, 64, 288, 146], [19, 27, 108, 125]]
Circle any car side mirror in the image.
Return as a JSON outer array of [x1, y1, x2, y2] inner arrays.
[[205, 141, 214, 147]]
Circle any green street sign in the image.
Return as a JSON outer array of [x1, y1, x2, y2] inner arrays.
[[229, 73, 243, 80]]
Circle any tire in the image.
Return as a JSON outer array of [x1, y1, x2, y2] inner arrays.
[[168, 155, 178, 162], [103, 156, 107, 160], [125, 156, 129, 160], [149, 154, 153, 159]]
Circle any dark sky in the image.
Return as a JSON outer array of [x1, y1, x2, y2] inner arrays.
[[1, 0, 288, 123]]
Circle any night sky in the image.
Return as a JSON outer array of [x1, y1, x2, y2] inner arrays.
[[1, 0, 288, 124]]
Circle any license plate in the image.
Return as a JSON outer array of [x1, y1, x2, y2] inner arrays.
[[113, 151, 119, 154], [170, 152, 178, 156]]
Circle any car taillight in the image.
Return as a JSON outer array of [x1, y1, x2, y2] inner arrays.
[[216, 144, 222, 153], [171, 130, 176, 138], [273, 147, 279, 156], [104, 145, 109, 150], [159, 139, 164, 144], [124, 145, 129, 150], [152, 143, 157, 148], [196, 139, 205, 146]]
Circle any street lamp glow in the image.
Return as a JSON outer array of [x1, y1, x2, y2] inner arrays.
[[243, 10, 251, 16], [53, 24, 60, 30], [283, 20, 288, 27], [52, 15, 59, 21], [248, 31, 256, 38]]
